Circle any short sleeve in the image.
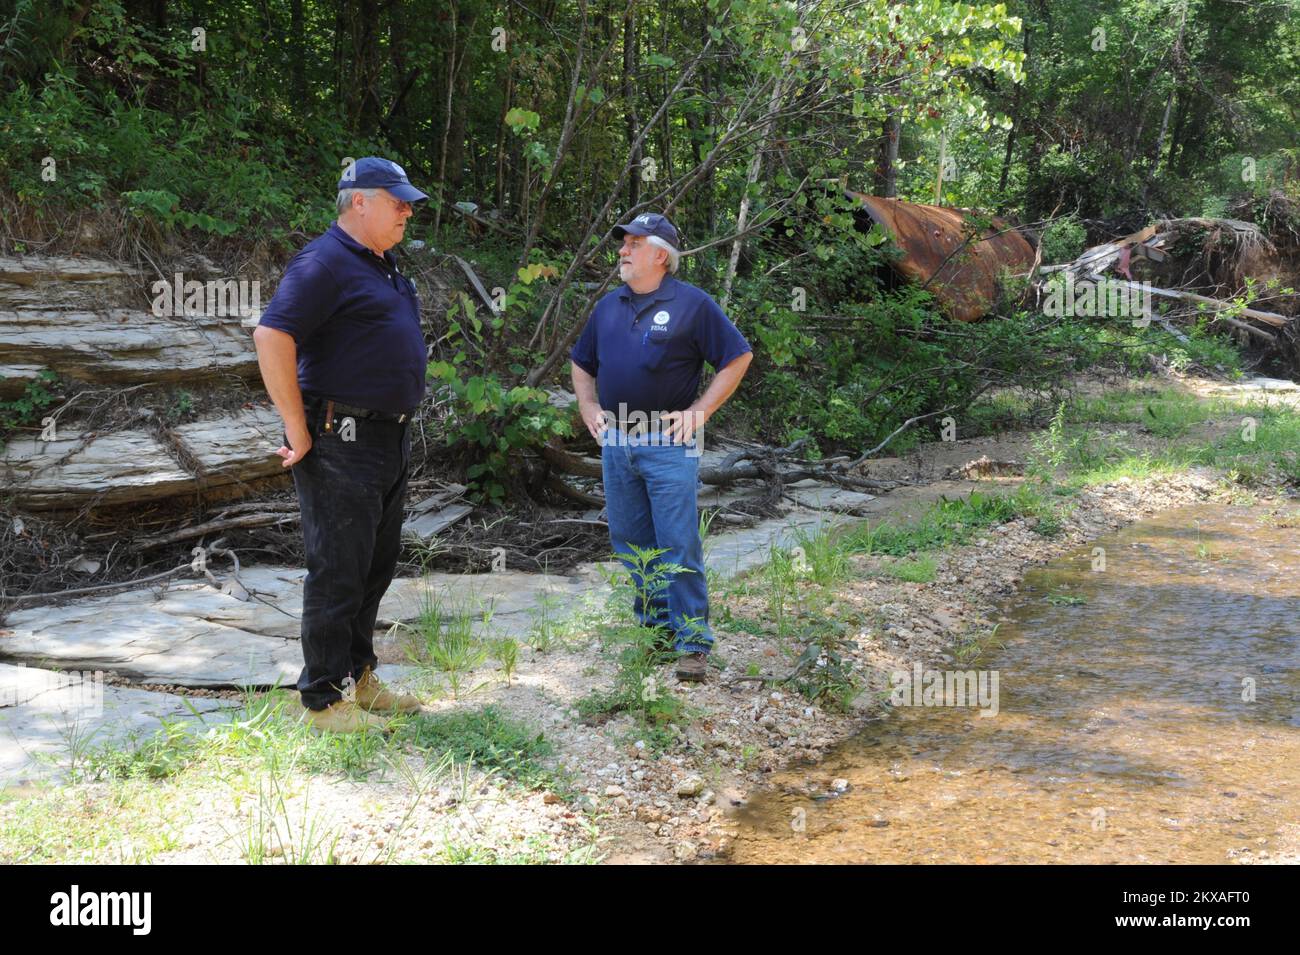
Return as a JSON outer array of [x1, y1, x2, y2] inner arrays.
[[570, 316, 599, 377], [695, 295, 752, 370], [256, 254, 341, 345]]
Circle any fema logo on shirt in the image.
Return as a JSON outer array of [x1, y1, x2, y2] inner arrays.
[[650, 310, 671, 333]]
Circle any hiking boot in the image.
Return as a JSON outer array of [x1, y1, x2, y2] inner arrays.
[[300, 700, 390, 734], [675, 651, 709, 683], [354, 666, 423, 714]]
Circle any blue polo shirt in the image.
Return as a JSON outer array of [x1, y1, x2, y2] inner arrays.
[[256, 222, 426, 413], [570, 276, 751, 416]]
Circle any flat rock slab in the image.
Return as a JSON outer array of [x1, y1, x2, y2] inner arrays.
[[0, 502, 862, 689], [0, 568, 332, 686], [783, 479, 877, 513], [0, 255, 144, 311], [0, 307, 258, 386], [402, 503, 473, 540], [1210, 376, 1300, 394], [0, 362, 46, 400], [2, 404, 285, 509], [696, 485, 768, 509], [0, 567, 595, 687], [378, 570, 598, 643], [0, 600, 303, 687], [704, 509, 848, 578], [0, 663, 230, 785]]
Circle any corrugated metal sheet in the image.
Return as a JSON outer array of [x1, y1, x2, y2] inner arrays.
[[848, 194, 1036, 321]]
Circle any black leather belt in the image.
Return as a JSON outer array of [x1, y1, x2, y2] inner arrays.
[[615, 414, 662, 436], [313, 397, 416, 425]]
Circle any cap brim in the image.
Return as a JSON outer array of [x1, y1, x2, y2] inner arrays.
[[612, 223, 652, 239], [388, 183, 430, 203]]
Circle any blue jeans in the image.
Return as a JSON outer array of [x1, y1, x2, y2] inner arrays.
[[600, 428, 713, 654], [288, 397, 411, 710]]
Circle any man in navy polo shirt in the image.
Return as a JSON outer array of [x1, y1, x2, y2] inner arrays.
[[253, 157, 428, 732], [570, 212, 753, 682]]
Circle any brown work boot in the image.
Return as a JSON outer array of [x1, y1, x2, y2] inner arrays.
[[300, 699, 390, 734], [675, 651, 709, 683], [354, 666, 423, 714]]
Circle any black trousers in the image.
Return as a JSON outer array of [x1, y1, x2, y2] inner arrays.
[[288, 397, 411, 710]]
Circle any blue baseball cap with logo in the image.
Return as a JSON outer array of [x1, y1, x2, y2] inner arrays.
[[337, 156, 429, 203], [612, 212, 680, 250]]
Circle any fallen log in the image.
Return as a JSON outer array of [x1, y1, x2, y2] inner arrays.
[[542, 436, 897, 492], [545, 473, 606, 507], [540, 440, 601, 478], [450, 256, 501, 316], [136, 511, 300, 549], [1143, 283, 1289, 327]]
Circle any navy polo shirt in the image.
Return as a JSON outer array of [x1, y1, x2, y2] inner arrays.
[[570, 276, 751, 416], [256, 222, 426, 413]]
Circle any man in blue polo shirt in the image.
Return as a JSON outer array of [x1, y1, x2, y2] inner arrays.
[[571, 213, 753, 682], [253, 157, 428, 732]]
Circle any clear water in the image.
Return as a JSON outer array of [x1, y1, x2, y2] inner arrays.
[[724, 505, 1300, 864]]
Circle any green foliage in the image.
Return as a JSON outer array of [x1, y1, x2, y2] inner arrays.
[[395, 589, 496, 700], [578, 544, 692, 743], [786, 616, 863, 713], [490, 637, 520, 686], [843, 487, 1055, 557], [3, 0, 1289, 503], [0, 370, 59, 451], [405, 706, 556, 790], [428, 277, 571, 501], [886, 554, 938, 583], [1037, 214, 1087, 264]]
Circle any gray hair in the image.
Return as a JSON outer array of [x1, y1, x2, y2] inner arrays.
[[337, 187, 379, 215], [645, 235, 680, 274]]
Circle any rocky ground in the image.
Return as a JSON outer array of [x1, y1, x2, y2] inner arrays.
[[9, 473, 1258, 866], [4, 371, 1296, 864]]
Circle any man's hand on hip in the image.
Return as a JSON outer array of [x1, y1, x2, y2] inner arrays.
[[660, 406, 707, 444], [277, 423, 313, 467]]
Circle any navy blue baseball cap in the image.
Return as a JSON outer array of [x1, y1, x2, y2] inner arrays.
[[612, 212, 680, 250], [337, 156, 429, 203]]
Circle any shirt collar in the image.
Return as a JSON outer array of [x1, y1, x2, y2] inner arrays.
[[618, 275, 678, 303], [328, 221, 398, 269]]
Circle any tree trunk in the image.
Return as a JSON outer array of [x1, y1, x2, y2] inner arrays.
[[720, 63, 793, 309], [623, 8, 641, 210], [876, 111, 901, 198], [1149, 1, 1188, 182], [997, 21, 1031, 202], [289, 0, 306, 104], [495, 35, 514, 212], [433, 4, 459, 237], [446, 17, 476, 195]]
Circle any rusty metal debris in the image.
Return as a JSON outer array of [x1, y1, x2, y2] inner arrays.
[[848, 194, 1037, 321]]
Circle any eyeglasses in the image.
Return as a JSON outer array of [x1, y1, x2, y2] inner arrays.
[[368, 193, 412, 214]]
